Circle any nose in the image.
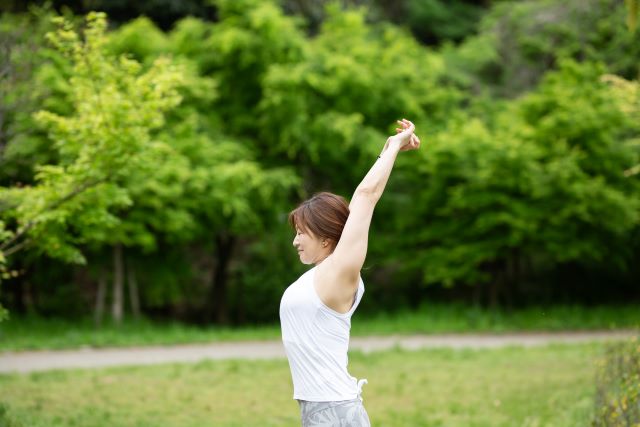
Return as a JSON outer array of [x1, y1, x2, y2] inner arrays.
[[292, 234, 298, 247]]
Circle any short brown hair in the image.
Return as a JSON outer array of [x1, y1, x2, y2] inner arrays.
[[288, 192, 350, 248]]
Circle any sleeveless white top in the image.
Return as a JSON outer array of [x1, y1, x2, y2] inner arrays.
[[279, 265, 365, 401]]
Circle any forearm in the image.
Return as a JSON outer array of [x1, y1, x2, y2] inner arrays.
[[352, 141, 401, 203], [334, 120, 417, 279]]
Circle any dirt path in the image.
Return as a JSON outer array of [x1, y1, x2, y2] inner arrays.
[[1, 330, 636, 374]]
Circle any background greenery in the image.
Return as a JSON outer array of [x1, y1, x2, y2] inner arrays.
[[2, 304, 638, 351], [593, 337, 640, 426], [0, 3, 639, 426], [0, 0, 638, 327]]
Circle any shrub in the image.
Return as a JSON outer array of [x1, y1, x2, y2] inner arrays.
[[593, 336, 640, 426]]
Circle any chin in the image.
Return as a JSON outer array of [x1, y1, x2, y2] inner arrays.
[[298, 254, 312, 265]]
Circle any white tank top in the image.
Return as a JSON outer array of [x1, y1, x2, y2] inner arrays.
[[279, 265, 365, 401]]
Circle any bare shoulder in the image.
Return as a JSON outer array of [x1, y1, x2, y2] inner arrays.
[[314, 255, 360, 314]]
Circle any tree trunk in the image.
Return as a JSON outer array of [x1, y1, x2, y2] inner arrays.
[[504, 252, 516, 311], [487, 261, 503, 310], [10, 275, 26, 315], [472, 282, 482, 307], [235, 268, 245, 324], [488, 279, 499, 310], [112, 243, 124, 325], [207, 233, 236, 325], [127, 262, 141, 319], [94, 270, 107, 327]]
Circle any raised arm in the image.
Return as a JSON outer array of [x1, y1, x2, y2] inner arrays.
[[315, 119, 420, 313]]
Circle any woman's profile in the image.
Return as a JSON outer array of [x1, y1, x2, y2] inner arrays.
[[280, 119, 421, 426]]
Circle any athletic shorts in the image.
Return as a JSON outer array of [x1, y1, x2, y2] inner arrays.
[[297, 398, 371, 427]]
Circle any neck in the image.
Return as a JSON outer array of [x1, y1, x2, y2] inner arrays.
[[313, 251, 331, 266]]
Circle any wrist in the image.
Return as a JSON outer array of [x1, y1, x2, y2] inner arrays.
[[385, 138, 402, 154]]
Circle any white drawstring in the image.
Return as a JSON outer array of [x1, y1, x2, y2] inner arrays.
[[356, 378, 368, 402]]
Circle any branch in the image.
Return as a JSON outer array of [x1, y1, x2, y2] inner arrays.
[[3, 238, 30, 257], [624, 164, 640, 177], [0, 176, 109, 254]]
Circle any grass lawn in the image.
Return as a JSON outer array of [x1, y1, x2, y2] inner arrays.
[[1, 303, 639, 351], [0, 341, 609, 427]]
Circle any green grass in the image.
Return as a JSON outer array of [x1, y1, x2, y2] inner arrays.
[[0, 315, 281, 351], [352, 303, 640, 335], [0, 342, 612, 426], [0, 303, 638, 351]]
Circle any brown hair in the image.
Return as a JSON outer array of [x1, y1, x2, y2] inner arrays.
[[288, 192, 350, 248]]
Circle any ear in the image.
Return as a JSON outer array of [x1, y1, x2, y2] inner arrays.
[[323, 239, 335, 249]]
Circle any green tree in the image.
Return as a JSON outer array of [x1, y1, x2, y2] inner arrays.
[[395, 61, 639, 306], [444, 0, 640, 98], [100, 14, 300, 324], [258, 4, 463, 192], [0, 12, 184, 320], [0, 5, 67, 187]]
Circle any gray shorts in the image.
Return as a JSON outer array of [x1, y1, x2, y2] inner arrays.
[[297, 398, 371, 427]]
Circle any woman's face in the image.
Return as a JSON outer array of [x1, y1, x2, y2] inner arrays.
[[292, 226, 330, 265]]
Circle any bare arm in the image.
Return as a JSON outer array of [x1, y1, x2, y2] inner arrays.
[[316, 119, 420, 312]]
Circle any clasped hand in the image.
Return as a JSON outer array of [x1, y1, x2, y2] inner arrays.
[[385, 118, 421, 153]]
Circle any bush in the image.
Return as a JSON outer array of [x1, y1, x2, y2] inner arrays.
[[593, 336, 640, 426]]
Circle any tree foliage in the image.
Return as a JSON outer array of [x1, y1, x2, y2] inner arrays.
[[393, 61, 639, 296], [1, 12, 184, 264], [445, 0, 640, 97], [0, 0, 638, 322]]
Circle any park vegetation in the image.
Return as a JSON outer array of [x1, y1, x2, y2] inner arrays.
[[593, 337, 640, 426], [0, 0, 638, 326]]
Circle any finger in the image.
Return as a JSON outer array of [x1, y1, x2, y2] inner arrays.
[[411, 135, 418, 148], [398, 119, 411, 128], [400, 119, 414, 132], [406, 120, 415, 132]]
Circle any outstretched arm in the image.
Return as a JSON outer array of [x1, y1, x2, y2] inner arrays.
[[316, 119, 420, 312]]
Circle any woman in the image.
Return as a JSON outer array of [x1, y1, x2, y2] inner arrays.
[[279, 119, 421, 426]]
